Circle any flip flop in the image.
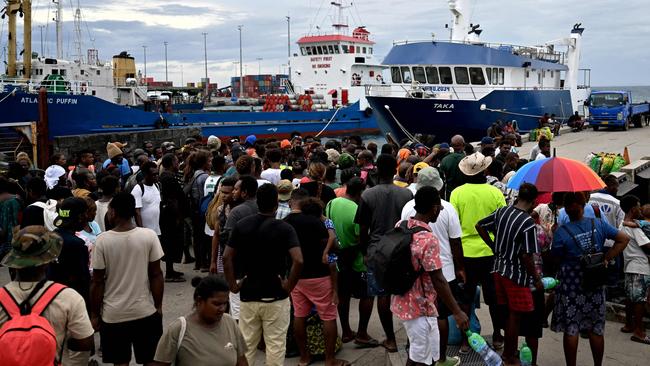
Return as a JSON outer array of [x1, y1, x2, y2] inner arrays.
[[381, 339, 398, 353], [342, 332, 357, 343], [354, 337, 380, 349], [630, 335, 650, 345], [620, 326, 633, 334], [459, 344, 470, 355], [492, 339, 504, 350]]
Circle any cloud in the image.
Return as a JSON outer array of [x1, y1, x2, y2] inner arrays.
[[17, 0, 650, 86]]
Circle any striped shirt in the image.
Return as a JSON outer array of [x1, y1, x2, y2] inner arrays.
[[478, 206, 539, 287]]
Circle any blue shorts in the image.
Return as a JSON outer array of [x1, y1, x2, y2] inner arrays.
[[366, 270, 387, 297]]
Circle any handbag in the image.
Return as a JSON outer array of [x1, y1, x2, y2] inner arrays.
[[560, 219, 607, 290]]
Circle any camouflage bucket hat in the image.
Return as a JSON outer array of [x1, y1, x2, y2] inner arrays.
[[1, 226, 63, 269]]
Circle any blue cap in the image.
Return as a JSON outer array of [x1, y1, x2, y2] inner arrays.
[[439, 143, 450, 149], [480, 136, 494, 145], [245, 135, 257, 146]]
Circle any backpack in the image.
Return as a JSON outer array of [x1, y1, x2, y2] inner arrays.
[[29, 200, 59, 231], [367, 221, 428, 295], [199, 191, 215, 219], [183, 172, 208, 214], [0, 280, 67, 366]]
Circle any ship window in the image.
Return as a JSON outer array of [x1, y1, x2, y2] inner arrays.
[[328, 45, 334, 54], [92, 90, 96, 96], [391, 67, 402, 83], [369, 48, 373, 54], [317, 46, 323, 55], [412, 67, 426, 83], [323, 46, 329, 54], [469, 67, 486, 85], [551, 70, 554, 78], [439, 67, 453, 84], [80, 69, 85, 75], [363, 47, 367, 54], [306, 47, 312, 55], [498, 68, 504, 85], [401, 66, 412, 83], [97, 70, 101, 75], [310, 46, 316, 55], [538, 72, 542, 84], [425, 67, 439, 84], [52, 69, 59, 75], [334, 45, 340, 54], [357, 46, 361, 53], [60, 69, 66, 76], [341, 45, 348, 53], [454, 67, 469, 85]]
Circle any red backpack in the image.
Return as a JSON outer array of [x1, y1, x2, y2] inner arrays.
[[0, 280, 67, 366]]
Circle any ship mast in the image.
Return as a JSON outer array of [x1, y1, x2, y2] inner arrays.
[[331, 1, 350, 35], [5, 0, 20, 77], [73, 0, 83, 63], [54, 0, 63, 59], [448, 0, 473, 42]]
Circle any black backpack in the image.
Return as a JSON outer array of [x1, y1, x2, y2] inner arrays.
[[367, 221, 428, 295]]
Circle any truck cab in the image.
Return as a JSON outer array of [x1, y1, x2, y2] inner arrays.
[[587, 90, 650, 130]]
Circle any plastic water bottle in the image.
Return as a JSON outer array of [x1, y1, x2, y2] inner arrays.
[[520, 342, 533, 366], [541, 277, 559, 290], [466, 330, 503, 366]]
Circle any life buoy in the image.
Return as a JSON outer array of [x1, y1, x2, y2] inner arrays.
[[375, 74, 383, 83], [80, 83, 88, 93]]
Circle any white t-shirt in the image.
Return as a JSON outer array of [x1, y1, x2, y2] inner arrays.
[[0, 281, 94, 366], [132, 183, 162, 235], [589, 192, 624, 247], [257, 178, 272, 187], [203, 175, 221, 236], [92, 227, 165, 323], [401, 199, 462, 281], [621, 226, 650, 275], [261, 168, 282, 185], [407, 183, 418, 196]]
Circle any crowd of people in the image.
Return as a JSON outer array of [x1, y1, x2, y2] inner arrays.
[[0, 129, 648, 366]]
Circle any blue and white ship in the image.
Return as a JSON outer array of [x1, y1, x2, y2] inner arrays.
[[365, 0, 591, 143], [0, 1, 380, 140]]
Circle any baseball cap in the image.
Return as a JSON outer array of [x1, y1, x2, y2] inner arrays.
[[245, 135, 257, 146], [326, 149, 340, 165], [277, 180, 294, 201], [413, 161, 429, 174], [480, 136, 494, 145], [53, 197, 87, 228], [416, 167, 444, 191], [280, 139, 292, 149], [1, 226, 63, 269]]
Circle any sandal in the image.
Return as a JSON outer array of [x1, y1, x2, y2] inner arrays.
[[341, 332, 357, 343], [381, 339, 398, 353], [630, 335, 650, 345], [620, 326, 633, 334], [354, 337, 380, 349]]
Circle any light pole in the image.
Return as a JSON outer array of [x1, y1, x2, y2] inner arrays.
[[202, 32, 209, 99], [256, 57, 263, 75], [142, 45, 147, 82], [286, 16, 291, 80], [237, 25, 244, 98], [163, 41, 168, 82]]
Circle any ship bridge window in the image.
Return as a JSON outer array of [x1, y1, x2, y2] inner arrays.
[[498, 68, 504, 84], [454, 67, 470, 85], [342, 45, 348, 53], [97, 70, 101, 76], [469, 67, 486, 85], [357, 46, 361, 53], [401, 66, 412, 83], [412, 67, 426, 83], [439, 67, 453, 84], [52, 69, 59, 75], [487, 67, 505, 85], [328, 45, 334, 54], [391, 67, 402, 83], [317, 46, 323, 55], [369, 48, 373, 54], [425, 67, 439, 84], [334, 45, 340, 54], [363, 47, 367, 54]]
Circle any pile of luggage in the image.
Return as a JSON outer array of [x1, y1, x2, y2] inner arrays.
[[585, 152, 627, 177], [528, 127, 553, 142]]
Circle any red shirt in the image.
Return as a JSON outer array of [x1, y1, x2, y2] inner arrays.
[[390, 219, 443, 321]]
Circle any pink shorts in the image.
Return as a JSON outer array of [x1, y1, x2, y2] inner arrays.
[[291, 277, 337, 321]]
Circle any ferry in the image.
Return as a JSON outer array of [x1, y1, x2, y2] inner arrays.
[[0, 1, 381, 140], [365, 0, 591, 143]]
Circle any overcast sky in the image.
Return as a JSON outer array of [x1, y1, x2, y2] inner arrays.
[[14, 0, 650, 87]]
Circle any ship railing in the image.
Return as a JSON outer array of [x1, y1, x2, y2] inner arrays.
[[391, 39, 566, 65], [0, 78, 100, 95], [365, 84, 566, 100]]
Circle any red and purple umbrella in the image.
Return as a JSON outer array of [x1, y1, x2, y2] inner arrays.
[[506, 157, 606, 192]]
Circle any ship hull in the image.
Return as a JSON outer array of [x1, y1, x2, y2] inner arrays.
[[367, 89, 573, 143], [0, 92, 378, 139]]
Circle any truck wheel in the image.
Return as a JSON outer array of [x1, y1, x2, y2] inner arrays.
[[592, 125, 599, 131], [622, 117, 630, 131]]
